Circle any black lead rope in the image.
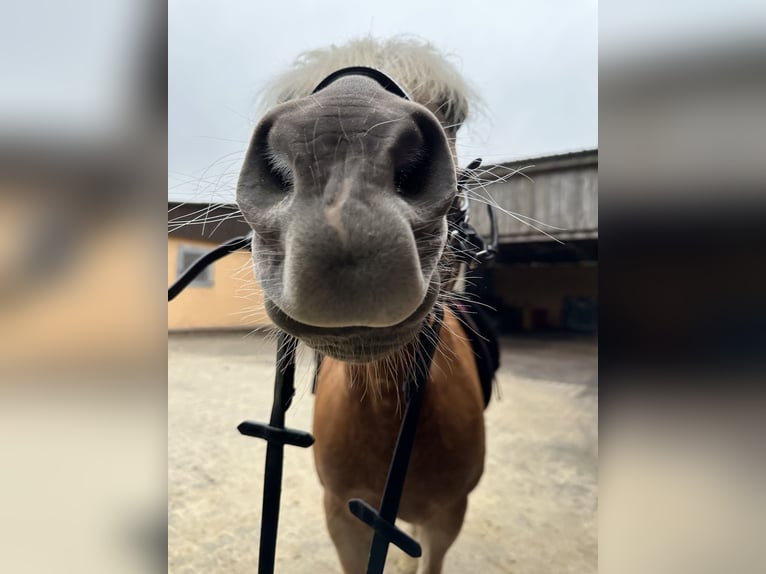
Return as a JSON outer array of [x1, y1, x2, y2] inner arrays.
[[169, 227, 314, 574], [168, 232, 252, 301], [237, 332, 315, 574], [348, 305, 445, 574]]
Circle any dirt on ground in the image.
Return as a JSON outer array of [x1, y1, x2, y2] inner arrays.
[[169, 332, 597, 574]]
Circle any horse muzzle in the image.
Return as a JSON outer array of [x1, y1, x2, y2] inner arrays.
[[237, 72, 457, 359]]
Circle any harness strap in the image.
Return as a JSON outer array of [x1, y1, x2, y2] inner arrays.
[[237, 332, 315, 574], [348, 305, 444, 573], [168, 232, 252, 301], [312, 65, 411, 99], [450, 158, 498, 269]]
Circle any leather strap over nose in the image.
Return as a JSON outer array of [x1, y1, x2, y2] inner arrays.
[[312, 66, 411, 100]]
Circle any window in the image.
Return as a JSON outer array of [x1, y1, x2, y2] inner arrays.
[[177, 245, 214, 287]]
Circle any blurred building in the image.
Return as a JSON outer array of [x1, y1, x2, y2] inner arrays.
[[168, 148, 598, 333], [469, 149, 598, 332], [168, 203, 268, 331]]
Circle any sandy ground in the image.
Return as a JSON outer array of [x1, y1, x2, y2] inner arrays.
[[169, 332, 597, 573]]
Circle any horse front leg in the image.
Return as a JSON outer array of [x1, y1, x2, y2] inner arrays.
[[416, 497, 468, 574], [323, 489, 373, 574]]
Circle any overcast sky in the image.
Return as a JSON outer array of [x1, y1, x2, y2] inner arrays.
[[168, 0, 598, 202]]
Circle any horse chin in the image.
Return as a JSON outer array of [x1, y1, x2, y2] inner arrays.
[[264, 282, 440, 363]]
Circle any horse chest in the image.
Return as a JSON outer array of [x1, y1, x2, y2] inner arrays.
[[312, 325, 486, 519]]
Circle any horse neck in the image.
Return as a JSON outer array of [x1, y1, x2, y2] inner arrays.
[[343, 343, 419, 399], [317, 303, 460, 412]]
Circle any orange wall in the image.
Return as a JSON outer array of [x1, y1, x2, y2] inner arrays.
[[1, 213, 164, 370], [168, 237, 272, 330]]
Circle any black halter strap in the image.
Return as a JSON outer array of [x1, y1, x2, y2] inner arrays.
[[237, 333, 314, 574], [348, 305, 444, 571], [449, 157, 499, 269], [311, 65, 411, 100], [168, 232, 252, 301]]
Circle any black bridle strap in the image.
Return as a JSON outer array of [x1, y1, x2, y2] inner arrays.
[[238, 332, 314, 574], [312, 66, 411, 100], [168, 232, 252, 301], [348, 304, 445, 573], [451, 158, 498, 268]]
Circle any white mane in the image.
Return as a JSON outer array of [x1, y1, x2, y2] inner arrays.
[[259, 35, 478, 134]]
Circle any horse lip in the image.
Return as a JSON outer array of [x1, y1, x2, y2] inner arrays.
[[264, 282, 440, 361]]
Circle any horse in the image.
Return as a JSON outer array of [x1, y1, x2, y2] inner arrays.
[[236, 37, 498, 574]]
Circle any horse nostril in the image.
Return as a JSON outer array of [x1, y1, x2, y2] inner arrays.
[[391, 109, 453, 201], [393, 125, 432, 198], [245, 115, 295, 195], [262, 148, 294, 193], [394, 149, 430, 197]]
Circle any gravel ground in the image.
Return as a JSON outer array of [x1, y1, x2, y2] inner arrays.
[[169, 331, 597, 574]]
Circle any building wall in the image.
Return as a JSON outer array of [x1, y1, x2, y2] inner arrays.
[[470, 151, 598, 243], [168, 237, 271, 331], [492, 263, 598, 330], [2, 210, 164, 370]]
